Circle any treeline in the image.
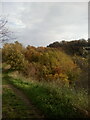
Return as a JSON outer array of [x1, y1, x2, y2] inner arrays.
[[2, 39, 88, 88], [47, 39, 89, 57], [47, 39, 89, 88]]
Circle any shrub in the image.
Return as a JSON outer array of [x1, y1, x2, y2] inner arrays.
[[2, 42, 27, 71], [2, 42, 81, 84]]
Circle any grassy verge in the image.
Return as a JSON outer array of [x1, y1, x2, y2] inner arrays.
[[5, 74, 88, 118], [2, 73, 42, 119], [2, 87, 36, 119]]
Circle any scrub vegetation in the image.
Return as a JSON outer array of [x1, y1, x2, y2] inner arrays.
[[2, 39, 89, 118]]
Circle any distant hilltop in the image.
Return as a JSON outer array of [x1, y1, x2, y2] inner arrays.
[[47, 39, 89, 57]]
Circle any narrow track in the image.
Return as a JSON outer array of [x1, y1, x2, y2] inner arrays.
[[3, 82, 45, 119]]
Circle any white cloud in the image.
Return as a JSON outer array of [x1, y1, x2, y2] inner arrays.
[[8, 18, 26, 29], [1, 2, 88, 47]]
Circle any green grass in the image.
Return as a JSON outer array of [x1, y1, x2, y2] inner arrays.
[[2, 87, 35, 119], [5, 74, 88, 118]]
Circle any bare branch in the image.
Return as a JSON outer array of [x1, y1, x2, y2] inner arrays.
[[0, 16, 16, 43]]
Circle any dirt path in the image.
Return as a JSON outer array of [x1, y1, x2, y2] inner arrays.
[[3, 83, 45, 119]]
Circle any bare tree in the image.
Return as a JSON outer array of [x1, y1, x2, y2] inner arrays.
[[0, 16, 15, 43]]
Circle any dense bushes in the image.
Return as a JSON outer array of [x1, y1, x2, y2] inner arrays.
[[2, 41, 81, 85], [24, 45, 81, 85], [2, 42, 28, 71], [72, 55, 88, 89]]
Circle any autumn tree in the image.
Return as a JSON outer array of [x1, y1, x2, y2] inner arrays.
[[2, 42, 27, 71]]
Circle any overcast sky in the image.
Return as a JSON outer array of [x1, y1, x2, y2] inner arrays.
[[1, 2, 88, 47]]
